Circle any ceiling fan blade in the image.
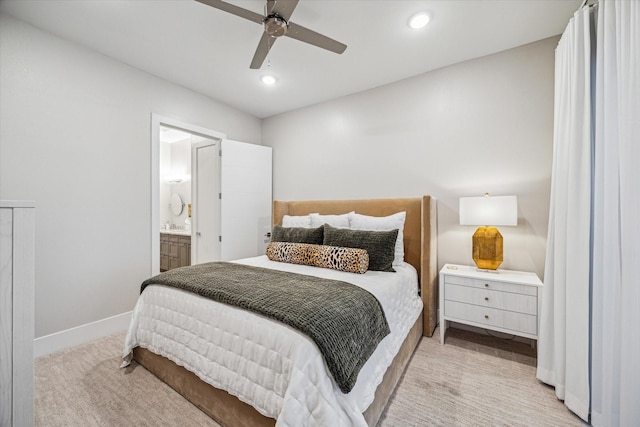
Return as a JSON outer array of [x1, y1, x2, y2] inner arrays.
[[269, 0, 299, 21], [286, 22, 347, 55], [250, 32, 277, 69], [195, 0, 264, 25]]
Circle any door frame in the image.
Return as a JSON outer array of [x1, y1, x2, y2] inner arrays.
[[151, 113, 226, 275]]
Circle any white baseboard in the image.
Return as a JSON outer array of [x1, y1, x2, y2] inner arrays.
[[34, 311, 132, 358]]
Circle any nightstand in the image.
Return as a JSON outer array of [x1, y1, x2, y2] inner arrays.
[[439, 264, 543, 345]]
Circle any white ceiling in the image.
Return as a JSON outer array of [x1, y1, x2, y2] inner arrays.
[[1, 0, 579, 119]]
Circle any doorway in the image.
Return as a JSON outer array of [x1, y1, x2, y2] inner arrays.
[[151, 114, 226, 275], [151, 114, 273, 275]]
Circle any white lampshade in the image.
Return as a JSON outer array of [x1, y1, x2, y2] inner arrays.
[[459, 195, 518, 226]]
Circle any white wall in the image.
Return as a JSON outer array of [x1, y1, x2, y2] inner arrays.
[[160, 138, 192, 229], [263, 37, 559, 279], [0, 14, 262, 338], [169, 140, 192, 228], [159, 140, 172, 228]]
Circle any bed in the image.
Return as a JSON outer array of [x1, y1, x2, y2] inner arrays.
[[123, 196, 437, 426]]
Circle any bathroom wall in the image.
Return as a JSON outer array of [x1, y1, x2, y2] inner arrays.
[[160, 138, 192, 230]]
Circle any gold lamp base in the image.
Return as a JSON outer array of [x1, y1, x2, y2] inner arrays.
[[472, 226, 503, 270]]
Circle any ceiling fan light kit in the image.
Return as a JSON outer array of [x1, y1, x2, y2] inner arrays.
[[196, 0, 347, 69]]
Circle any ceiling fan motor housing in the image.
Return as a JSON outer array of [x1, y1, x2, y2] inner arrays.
[[264, 15, 288, 37]]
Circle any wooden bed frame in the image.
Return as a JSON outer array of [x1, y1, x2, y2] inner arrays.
[[133, 196, 438, 426]]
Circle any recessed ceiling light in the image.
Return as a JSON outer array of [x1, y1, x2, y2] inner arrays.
[[409, 12, 430, 29], [261, 75, 277, 85]]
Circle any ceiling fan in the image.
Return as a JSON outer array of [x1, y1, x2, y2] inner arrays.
[[195, 0, 347, 69]]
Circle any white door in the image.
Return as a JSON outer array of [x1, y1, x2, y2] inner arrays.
[[220, 140, 272, 261], [192, 139, 221, 264]]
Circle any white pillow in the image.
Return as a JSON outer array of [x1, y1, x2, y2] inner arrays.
[[310, 212, 353, 228], [348, 211, 406, 266], [282, 214, 313, 228]]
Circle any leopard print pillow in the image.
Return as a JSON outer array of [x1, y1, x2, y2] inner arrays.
[[266, 242, 369, 274]]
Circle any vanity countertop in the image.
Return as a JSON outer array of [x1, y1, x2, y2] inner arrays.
[[160, 229, 191, 237]]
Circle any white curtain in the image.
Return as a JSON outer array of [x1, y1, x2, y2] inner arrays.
[[538, 1, 640, 424], [536, 4, 592, 421], [591, 1, 640, 426]]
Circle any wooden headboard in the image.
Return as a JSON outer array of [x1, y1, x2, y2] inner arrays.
[[273, 196, 438, 337]]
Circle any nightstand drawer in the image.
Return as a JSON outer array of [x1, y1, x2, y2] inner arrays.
[[445, 300, 537, 335], [444, 274, 537, 296], [444, 283, 537, 315]]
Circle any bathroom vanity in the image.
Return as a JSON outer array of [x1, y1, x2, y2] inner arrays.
[[160, 230, 191, 271]]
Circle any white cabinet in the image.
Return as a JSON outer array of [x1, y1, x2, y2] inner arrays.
[[1, 201, 35, 426], [439, 264, 542, 345]]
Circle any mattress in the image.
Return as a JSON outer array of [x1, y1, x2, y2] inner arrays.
[[122, 255, 422, 427]]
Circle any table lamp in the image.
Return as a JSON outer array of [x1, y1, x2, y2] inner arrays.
[[459, 194, 517, 270]]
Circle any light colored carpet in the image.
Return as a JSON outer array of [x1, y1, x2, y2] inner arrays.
[[35, 327, 586, 426], [379, 329, 586, 426], [35, 332, 220, 427]]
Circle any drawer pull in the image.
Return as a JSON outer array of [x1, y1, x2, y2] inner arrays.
[[484, 283, 489, 288], [484, 297, 489, 301], [484, 315, 489, 319]]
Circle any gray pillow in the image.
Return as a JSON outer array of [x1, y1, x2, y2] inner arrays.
[[271, 224, 324, 245], [323, 224, 398, 272]]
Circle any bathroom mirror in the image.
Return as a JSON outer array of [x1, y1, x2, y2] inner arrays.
[[170, 193, 184, 216]]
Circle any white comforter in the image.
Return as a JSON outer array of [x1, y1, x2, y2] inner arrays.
[[122, 256, 422, 426]]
